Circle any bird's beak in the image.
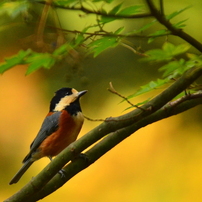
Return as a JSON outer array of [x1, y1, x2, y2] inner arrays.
[[77, 90, 87, 98]]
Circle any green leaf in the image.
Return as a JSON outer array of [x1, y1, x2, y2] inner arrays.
[[162, 42, 175, 53], [109, 3, 123, 15], [186, 54, 202, 67], [0, 49, 32, 74], [68, 30, 86, 48], [114, 26, 124, 34], [74, 34, 85, 47], [147, 37, 155, 44], [174, 43, 190, 55], [123, 98, 151, 111], [25, 53, 56, 75], [100, 3, 123, 24], [141, 49, 170, 62], [187, 54, 202, 63], [166, 5, 192, 20], [100, 4, 123, 24], [163, 42, 190, 56], [118, 5, 143, 16], [127, 78, 170, 99], [142, 42, 190, 62], [149, 29, 170, 37], [147, 29, 170, 43], [131, 20, 157, 34], [53, 44, 69, 56], [100, 16, 117, 23], [159, 57, 197, 79], [173, 19, 188, 29], [101, 4, 143, 22], [159, 60, 185, 78], [89, 36, 120, 57], [100, 8, 108, 15]]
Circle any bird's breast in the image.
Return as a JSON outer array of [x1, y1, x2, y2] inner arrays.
[[38, 110, 84, 157]]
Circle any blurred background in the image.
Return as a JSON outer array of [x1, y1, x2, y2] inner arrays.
[[1, 0, 202, 201]]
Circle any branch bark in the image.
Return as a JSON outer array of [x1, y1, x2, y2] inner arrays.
[[5, 66, 202, 202], [145, 0, 202, 52], [27, 93, 202, 202]]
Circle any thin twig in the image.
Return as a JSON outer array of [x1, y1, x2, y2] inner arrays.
[[166, 91, 202, 108], [36, 0, 152, 19], [108, 82, 135, 107], [107, 82, 146, 111], [83, 115, 105, 122], [46, 25, 167, 39], [121, 43, 147, 56]]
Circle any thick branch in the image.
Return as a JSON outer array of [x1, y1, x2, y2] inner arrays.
[[5, 66, 202, 202], [145, 0, 202, 52], [26, 93, 202, 201]]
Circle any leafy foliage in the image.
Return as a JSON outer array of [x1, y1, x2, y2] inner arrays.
[[166, 5, 192, 20], [89, 36, 120, 57], [0, 0, 198, 105], [142, 42, 190, 62], [0, 49, 31, 74], [100, 4, 144, 23], [126, 42, 202, 102], [127, 78, 170, 100], [25, 53, 56, 75], [0, 47, 69, 75]]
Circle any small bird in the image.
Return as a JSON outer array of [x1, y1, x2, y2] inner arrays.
[[9, 87, 87, 185]]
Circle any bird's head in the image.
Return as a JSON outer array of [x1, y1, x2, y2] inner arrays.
[[50, 88, 87, 112]]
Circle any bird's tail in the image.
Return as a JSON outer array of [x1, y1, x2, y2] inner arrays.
[[9, 160, 34, 185]]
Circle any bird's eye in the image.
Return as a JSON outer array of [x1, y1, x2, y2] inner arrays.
[[66, 92, 69, 95]]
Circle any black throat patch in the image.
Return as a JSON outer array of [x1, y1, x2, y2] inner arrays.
[[65, 99, 82, 116]]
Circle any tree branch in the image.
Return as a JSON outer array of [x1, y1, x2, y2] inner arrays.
[[47, 25, 164, 39], [145, 0, 202, 52], [36, 0, 152, 19], [24, 92, 202, 201], [5, 66, 202, 202]]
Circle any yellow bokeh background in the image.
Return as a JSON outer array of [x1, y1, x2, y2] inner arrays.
[[2, 63, 202, 202], [1, 0, 202, 201]]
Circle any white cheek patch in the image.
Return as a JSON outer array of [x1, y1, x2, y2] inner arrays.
[[54, 89, 80, 112], [54, 95, 75, 111]]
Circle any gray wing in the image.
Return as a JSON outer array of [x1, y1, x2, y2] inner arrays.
[[22, 111, 61, 163]]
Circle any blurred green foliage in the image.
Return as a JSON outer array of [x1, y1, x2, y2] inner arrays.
[[1, 1, 202, 201], [0, 0, 200, 103]]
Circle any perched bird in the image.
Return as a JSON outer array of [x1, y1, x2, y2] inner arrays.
[[9, 87, 87, 185]]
